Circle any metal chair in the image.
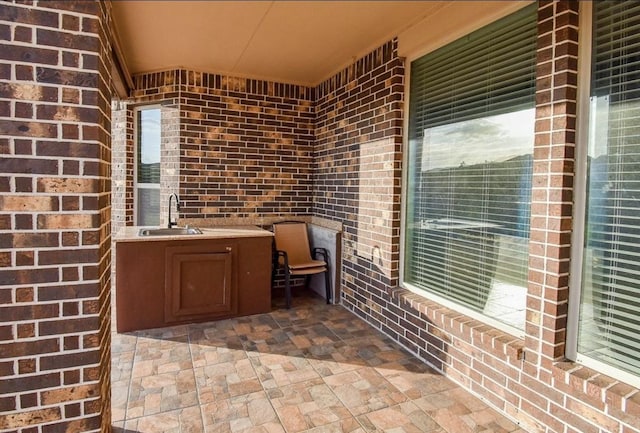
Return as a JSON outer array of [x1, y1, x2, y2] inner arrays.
[[272, 221, 331, 309]]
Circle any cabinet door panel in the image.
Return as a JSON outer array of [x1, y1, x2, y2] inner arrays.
[[165, 245, 237, 323]]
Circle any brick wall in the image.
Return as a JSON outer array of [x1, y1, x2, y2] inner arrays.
[[120, 70, 315, 225], [314, 39, 404, 314], [95, 3, 113, 432], [0, 1, 112, 432], [110, 99, 132, 234], [522, 1, 580, 430]]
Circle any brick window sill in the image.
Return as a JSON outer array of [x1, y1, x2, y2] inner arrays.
[[391, 287, 524, 367], [552, 361, 640, 422], [387, 287, 639, 427]]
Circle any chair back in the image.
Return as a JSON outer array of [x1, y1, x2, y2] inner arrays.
[[273, 222, 313, 266]]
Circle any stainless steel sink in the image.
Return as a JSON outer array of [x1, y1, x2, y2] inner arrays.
[[138, 227, 203, 236]]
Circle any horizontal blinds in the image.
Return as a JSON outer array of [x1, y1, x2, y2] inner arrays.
[[405, 4, 536, 328], [591, 1, 640, 102], [136, 187, 160, 227], [578, 1, 640, 377], [409, 4, 537, 134]]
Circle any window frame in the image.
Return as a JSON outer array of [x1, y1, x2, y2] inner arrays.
[[567, 1, 640, 389], [133, 104, 162, 227], [399, 5, 537, 339]]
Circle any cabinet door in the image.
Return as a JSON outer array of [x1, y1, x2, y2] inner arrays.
[[165, 247, 236, 323]]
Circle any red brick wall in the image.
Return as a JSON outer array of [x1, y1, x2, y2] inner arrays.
[[128, 70, 315, 222], [0, 1, 112, 432], [522, 1, 579, 428], [314, 39, 404, 316]]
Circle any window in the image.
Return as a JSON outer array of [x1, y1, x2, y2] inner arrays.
[[403, 4, 537, 334], [135, 107, 161, 226], [570, 1, 640, 386]]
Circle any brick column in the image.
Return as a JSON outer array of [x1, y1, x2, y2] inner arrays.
[[0, 1, 112, 432], [525, 0, 579, 378], [111, 100, 132, 234]]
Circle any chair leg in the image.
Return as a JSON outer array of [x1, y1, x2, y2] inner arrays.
[[285, 269, 292, 309], [271, 264, 276, 290], [324, 269, 331, 304]]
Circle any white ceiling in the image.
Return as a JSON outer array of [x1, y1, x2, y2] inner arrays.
[[111, 1, 447, 86]]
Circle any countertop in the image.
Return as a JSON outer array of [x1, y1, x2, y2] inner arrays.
[[115, 225, 273, 242]]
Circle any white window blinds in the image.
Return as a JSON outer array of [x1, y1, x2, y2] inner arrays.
[[404, 4, 536, 332], [577, 0, 640, 379], [409, 4, 537, 130]]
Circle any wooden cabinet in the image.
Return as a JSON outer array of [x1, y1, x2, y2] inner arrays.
[[165, 243, 236, 323], [115, 233, 272, 332]]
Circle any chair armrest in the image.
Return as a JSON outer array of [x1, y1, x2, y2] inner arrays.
[[312, 247, 328, 262]]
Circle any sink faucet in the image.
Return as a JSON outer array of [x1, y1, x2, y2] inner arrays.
[[168, 193, 180, 228]]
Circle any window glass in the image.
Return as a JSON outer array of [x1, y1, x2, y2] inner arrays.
[[405, 4, 536, 331], [136, 107, 161, 226], [137, 108, 161, 184], [136, 187, 160, 226], [577, 0, 640, 379]]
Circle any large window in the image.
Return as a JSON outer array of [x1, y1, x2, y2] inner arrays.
[[403, 4, 536, 333], [570, 1, 640, 386], [135, 107, 161, 226]]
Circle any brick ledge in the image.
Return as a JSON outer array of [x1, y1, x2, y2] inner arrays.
[[386, 287, 639, 427], [552, 360, 640, 420], [391, 287, 525, 363]]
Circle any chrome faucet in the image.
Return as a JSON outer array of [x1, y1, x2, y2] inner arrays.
[[168, 193, 180, 228]]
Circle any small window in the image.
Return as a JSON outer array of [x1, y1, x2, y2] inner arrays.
[[135, 107, 161, 226], [403, 4, 537, 334]]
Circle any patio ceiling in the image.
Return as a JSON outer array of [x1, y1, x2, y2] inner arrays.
[[111, 1, 447, 87]]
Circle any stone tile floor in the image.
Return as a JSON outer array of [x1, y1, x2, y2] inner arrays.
[[111, 291, 528, 433]]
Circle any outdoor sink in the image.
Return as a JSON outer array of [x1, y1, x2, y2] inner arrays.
[[138, 227, 203, 236]]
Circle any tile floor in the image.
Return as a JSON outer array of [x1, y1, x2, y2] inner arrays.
[[111, 291, 528, 433]]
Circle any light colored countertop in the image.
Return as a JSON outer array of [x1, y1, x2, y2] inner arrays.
[[183, 216, 343, 233], [115, 225, 273, 242]]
